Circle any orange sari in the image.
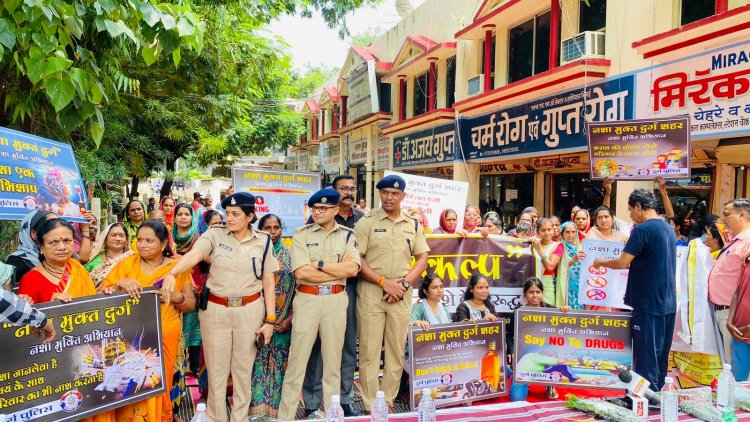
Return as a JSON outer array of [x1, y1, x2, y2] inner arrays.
[[99, 254, 190, 422]]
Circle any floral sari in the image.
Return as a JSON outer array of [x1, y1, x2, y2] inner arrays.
[[100, 254, 190, 422], [557, 222, 583, 310]]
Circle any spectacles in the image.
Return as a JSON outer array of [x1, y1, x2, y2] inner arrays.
[[337, 187, 357, 193], [310, 205, 336, 213]]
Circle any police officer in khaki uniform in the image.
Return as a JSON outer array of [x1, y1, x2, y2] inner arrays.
[[163, 192, 278, 422], [354, 175, 430, 411], [278, 188, 360, 420]]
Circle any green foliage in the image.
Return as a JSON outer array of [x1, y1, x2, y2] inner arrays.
[[350, 27, 383, 46], [290, 64, 340, 99]]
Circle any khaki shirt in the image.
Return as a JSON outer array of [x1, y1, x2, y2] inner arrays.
[[291, 223, 361, 286], [354, 207, 430, 279], [193, 226, 279, 297]]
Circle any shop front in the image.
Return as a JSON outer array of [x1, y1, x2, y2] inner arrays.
[[387, 120, 457, 188], [320, 139, 341, 187]]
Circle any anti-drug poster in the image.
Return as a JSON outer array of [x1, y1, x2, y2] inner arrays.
[[514, 308, 632, 389], [587, 116, 691, 180], [231, 167, 320, 237], [384, 170, 469, 232], [421, 235, 537, 314], [408, 321, 506, 409], [0, 292, 165, 422], [0, 126, 88, 222], [578, 239, 631, 309]]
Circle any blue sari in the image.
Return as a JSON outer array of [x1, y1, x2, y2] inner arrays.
[[557, 222, 583, 310]]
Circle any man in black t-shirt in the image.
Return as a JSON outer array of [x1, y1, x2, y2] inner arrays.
[[594, 188, 677, 391]]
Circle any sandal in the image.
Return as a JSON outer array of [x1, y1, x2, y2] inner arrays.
[[546, 386, 559, 400]]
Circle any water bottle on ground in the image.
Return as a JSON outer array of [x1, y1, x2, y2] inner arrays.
[[418, 388, 436, 422], [371, 390, 389, 422], [660, 376, 678, 422], [190, 403, 208, 422], [717, 363, 736, 417], [327, 394, 345, 422]]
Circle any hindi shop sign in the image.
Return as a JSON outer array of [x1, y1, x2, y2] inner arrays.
[[514, 308, 632, 389], [384, 171, 468, 232], [0, 127, 89, 222], [459, 76, 634, 162], [348, 137, 368, 166], [578, 240, 631, 309], [232, 167, 321, 237], [0, 292, 165, 422], [420, 235, 537, 314], [635, 40, 750, 139], [587, 117, 691, 180], [393, 123, 456, 168], [408, 321, 506, 409]]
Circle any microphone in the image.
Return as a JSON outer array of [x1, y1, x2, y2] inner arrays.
[[618, 369, 661, 404]]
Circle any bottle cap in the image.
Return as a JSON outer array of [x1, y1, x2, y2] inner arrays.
[[422, 388, 431, 396], [376, 391, 385, 399], [724, 363, 732, 370], [331, 394, 341, 403], [664, 376, 673, 384], [196, 403, 206, 412]]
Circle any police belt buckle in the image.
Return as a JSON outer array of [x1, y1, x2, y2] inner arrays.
[[318, 285, 333, 295], [227, 297, 243, 307]]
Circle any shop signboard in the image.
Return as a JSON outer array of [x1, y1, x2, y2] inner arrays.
[[232, 167, 320, 237], [393, 123, 456, 168], [384, 171, 468, 232], [346, 64, 374, 123], [587, 116, 691, 180], [0, 292, 165, 422], [634, 40, 750, 139], [408, 321, 506, 409], [420, 235, 537, 314], [376, 134, 390, 170], [323, 140, 340, 173], [0, 126, 89, 222], [459, 76, 635, 162], [578, 240, 631, 309], [297, 149, 311, 172], [514, 308, 632, 389], [349, 137, 368, 165]]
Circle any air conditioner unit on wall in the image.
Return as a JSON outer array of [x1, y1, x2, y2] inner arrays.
[[467, 74, 484, 96], [561, 31, 605, 64]]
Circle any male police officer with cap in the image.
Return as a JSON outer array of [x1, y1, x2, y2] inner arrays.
[[354, 175, 429, 411], [278, 188, 361, 420]]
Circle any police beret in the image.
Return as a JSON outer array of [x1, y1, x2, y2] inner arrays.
[[376, 175, 406, 191], [308, 188, 339, 206], [221, 192, 256, 209]]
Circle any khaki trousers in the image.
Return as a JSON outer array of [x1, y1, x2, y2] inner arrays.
[[199, 298, 264, 422], [278, 290, 348, 420], [356, 281, 412, 411], [716, 308, 732, 364]]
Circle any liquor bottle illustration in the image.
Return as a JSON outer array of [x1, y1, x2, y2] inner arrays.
[[480, 341, 500, 391]]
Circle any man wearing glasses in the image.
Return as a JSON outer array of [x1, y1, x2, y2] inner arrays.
[[302, 175, 366, 416], [278, 188, 361, 420]]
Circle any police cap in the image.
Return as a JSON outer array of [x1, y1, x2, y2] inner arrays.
[[221, 192, 256, 209], [375, 175, 406, 191], [308, 188, 339, 206]]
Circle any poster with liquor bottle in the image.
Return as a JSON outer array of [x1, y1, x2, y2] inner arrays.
[[407, 321, 506, 409], [513, 308, 632, 389]]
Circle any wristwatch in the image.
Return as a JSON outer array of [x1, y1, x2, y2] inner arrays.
[[317, 260, 324, 271], [399, 278, 410, 289]]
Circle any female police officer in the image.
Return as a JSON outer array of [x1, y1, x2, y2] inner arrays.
[[162, 192, 277, 422]]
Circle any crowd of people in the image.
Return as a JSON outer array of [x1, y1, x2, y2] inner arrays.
[[1, 174, 749, 422]]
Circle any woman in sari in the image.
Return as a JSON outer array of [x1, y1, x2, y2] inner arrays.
[[531, 218, 563, 306], [250, 214, 295, 418], [100, 221, 195, 422], [123, 200, 146, 243], [159, 196, 176, 232], [586, 206, 628, 243], [463, 205, 489, 236], [84, 223, 134, 288], [573, 208, 591, 246], [199, 209, 224, 235], [432, 209, 468, 236], [556, 222, 585, 310]]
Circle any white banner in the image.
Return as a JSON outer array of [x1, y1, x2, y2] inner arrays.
[[349, 137, 368, 165], [384, 170, 468, 233], [578, 239, 631, 309]]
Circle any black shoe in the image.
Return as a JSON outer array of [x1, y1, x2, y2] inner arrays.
[[303, 408, 317, 418], [341, 403, 363, 417]]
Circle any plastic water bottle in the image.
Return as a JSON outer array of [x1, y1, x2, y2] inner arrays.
[[371, 390, 389, 421], [190, 403, 208, 422], [660, 377, 678, 422], [327, 394, 345, 422], [418, 388, 436, 422], [717, 364, 735, 414]]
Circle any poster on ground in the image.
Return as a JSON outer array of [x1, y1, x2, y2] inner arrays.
[[384, 171, 468, 233], [0, 292, 165, 421], [514, 308, 632, 389], [587, 116, 691, 180], [408, 321, 506, 409], [0, 126, 89, 222], [421, 235, 537, 314], [578, 240, 630, 309], [231, 167, 321, 237]]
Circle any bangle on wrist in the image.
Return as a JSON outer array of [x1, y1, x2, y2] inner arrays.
[[376, 276, 384, 286], [174, 293, 187, 307], [265, 315, 277, 322]]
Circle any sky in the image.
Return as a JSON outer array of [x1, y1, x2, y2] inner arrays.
[[266, 0, 427, 72]]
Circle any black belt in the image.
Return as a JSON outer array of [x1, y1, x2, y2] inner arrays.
[[715, 305, 730, 311]]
